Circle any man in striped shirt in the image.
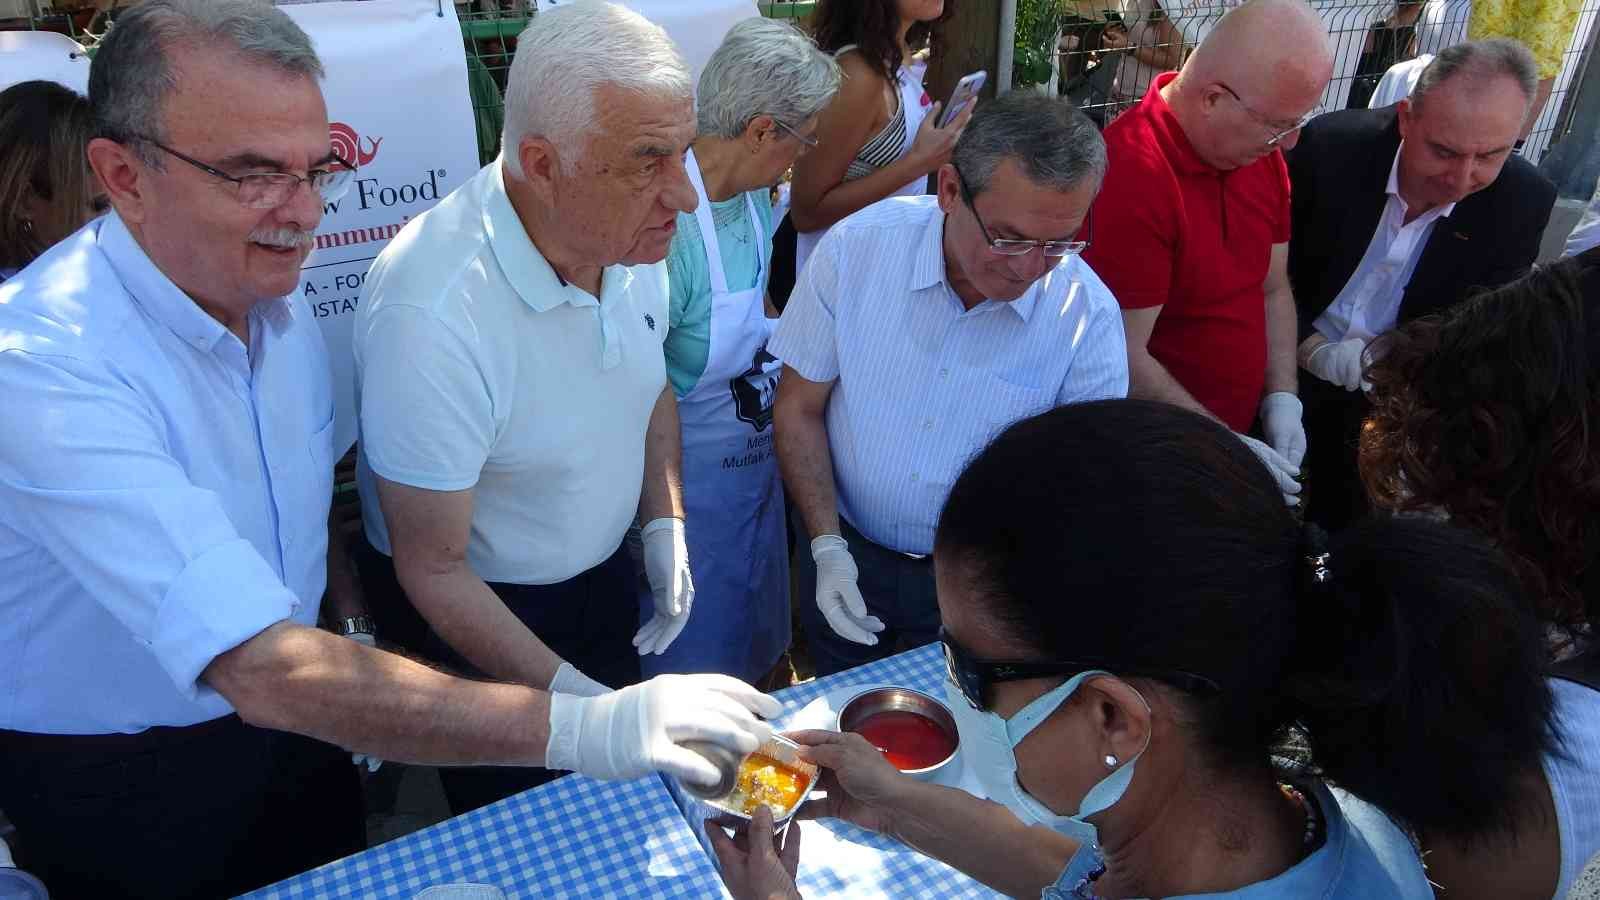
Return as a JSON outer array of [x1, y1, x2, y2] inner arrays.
[[771, 94, 1129, 676]]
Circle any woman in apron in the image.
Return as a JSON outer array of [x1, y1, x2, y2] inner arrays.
[[642, 18, 842, 685], [787, 0, 972, 280]]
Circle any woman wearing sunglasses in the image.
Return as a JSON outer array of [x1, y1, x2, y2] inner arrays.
[[715, 398, 1556, 900]]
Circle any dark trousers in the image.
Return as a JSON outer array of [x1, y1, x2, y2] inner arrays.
[[1302, 375, 1373, 534], [794, 514, 939, 677], [0, 716, 363, 900], [356, 538, 643, 814]]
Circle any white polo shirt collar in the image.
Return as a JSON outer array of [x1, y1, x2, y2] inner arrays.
[[482, 163, 635, 368]]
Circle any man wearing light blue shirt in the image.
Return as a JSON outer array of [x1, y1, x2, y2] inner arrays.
[[0, 3, 778, 896], [771, 93, 1129, 676]]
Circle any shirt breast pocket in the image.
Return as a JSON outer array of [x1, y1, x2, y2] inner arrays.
[[976, 374, 1055, 437]]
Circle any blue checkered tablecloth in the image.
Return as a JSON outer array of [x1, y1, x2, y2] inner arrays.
[[246, 773, 726, 900], [672, 643, 1007, 900]]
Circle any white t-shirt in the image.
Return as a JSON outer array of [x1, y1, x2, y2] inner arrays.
[[353, 162, 669, 585]]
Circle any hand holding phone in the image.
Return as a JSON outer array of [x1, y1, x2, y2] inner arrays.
[[938, 70, 987, 128]]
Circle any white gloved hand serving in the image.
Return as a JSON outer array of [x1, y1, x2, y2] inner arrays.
[[1236, 431, 1302, 506], [545, 673, 781, 788], [811, 534, 884, 645], [1305, 337, 1370, 392], [550, 661, 612, 698], [636, 517, 694, 656], [1258, 391, 1307, 471]]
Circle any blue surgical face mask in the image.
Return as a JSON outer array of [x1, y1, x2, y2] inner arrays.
[[945, 671, 1149, 847]]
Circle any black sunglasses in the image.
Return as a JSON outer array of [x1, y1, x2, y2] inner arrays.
[[939, 627, 1223, 710]]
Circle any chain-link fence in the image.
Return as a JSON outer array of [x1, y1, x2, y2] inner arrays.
[[1047, 0, 1600, 163]]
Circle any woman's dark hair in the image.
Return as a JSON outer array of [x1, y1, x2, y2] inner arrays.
[[810, 0, 953, 85], [935, 399, 1557, 839], [1362, 252, 1600, 639], [0, 80, 96, 270]]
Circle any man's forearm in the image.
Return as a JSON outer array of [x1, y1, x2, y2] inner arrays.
[[1126, 348, 1224, 425], [1263, 287, 1299, 396], [640, 385, 685, 522], [775, 408, 841, 539], [403, 565, 565, 690], [205, 621, 553, 767], [885, 780, 1077, 897]]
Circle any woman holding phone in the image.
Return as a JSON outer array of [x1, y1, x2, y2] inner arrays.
[[786, 0, 972, 279]]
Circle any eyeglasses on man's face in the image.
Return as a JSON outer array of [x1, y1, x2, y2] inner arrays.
[[1215, 82, 1321, 147], [136, 137, 356, 209], [952, 164, 1091, 258]]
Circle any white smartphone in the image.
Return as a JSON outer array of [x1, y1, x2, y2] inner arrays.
[[938, 70, 987, 128]]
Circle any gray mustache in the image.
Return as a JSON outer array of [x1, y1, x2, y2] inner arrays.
[[250, 228, 315, 250]]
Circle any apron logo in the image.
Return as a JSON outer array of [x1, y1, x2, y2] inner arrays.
[[730, 346, 779, 432], [644, 313, 656, 331]]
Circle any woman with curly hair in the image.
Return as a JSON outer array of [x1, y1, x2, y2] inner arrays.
[[1361, 250, 1600, 900], [785, 0, 970, 279]]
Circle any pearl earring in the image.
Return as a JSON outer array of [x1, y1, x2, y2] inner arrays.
[[1103, 754, 1118, 768]]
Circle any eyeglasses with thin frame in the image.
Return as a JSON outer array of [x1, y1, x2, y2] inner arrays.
[[1214, 82, 1321, 147], [952, 165, 1091, 258], [137, 138, 356, 209], [939, 627, 1223, 710], [772, 118, 819, 149]]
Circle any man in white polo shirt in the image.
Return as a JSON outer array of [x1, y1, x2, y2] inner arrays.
[[771, 94, 1129, 676], [352, 1, 702, 813]]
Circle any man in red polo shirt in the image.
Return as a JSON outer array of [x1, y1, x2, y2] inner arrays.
[[1085, 0, 1332, 505]]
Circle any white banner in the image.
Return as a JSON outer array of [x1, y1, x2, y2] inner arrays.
[[0, 31, 91, 93], [541, 0, 761, 85], [282, 0, 480, 456]]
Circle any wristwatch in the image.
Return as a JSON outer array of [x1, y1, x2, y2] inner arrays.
[[333, 615, 376, 638]]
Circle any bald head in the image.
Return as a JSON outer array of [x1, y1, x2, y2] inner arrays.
[[1169, 0, 1333, 169]]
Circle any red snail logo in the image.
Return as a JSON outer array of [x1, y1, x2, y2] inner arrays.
[[329, 122, 382, 168]]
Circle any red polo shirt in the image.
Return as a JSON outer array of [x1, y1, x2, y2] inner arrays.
[[1084, 71, 1291, 432]]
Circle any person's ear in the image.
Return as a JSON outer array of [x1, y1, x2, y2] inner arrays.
[[935, 163, 961, 214], [1082, 676, 1153, 768], [86, 137, 149, 225], [745, 114, 779, 153], [1396, 97, 1415, 141], [515, 135, 563, 200]]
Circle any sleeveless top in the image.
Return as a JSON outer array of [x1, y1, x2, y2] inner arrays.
[[838, 45, 910, 182]]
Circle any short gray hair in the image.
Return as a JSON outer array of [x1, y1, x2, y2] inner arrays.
[[951, 93, 1106, 197], [501, 1, 691, 178], [696, 18, 841, 140], [1413, 38, 1539, 112], [89, 0, 322, 167]]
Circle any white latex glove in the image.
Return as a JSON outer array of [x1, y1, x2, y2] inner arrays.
[[550, 661, 612, 698], [545, 673, 781, 788], [1258, 391, 1307, 471], [1236, 431, 1302, 507], [341, 631, 384, 773], [636, 517, 694, 655], [811, 535, 885, 645], [1305, 337, 1370, 392]]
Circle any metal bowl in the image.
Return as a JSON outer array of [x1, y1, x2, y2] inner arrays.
[[835, 686, 960, 781]]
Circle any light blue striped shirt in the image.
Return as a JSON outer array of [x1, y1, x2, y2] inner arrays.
[[771, 195, 1128, 555]]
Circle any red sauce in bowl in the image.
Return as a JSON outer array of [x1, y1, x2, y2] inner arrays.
[[851, 710, 956, 771]]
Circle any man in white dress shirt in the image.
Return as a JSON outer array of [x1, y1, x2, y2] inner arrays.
[[771, 93, 1129, 676], [1287, 39, 1554, 530], [351, 1, 704, 813], [0, 3, 775, 895]]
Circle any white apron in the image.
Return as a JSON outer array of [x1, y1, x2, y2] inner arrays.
[[793, 63, 932, 278], [641, 148, 790, 683]]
